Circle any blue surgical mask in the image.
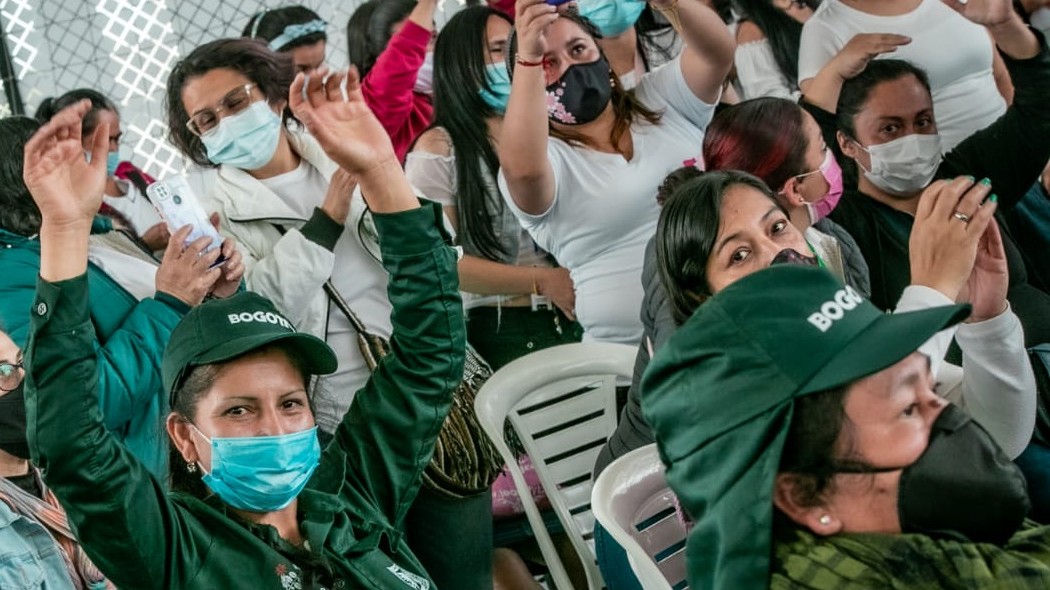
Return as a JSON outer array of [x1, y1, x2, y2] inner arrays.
[[578, 0, 646, 37], [106, 151, 121, 177], [194, 425, 321, 512], [479, 62, 512, 113], [201, 100, 283, 170]]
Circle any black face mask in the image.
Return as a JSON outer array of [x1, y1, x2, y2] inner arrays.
[[771, 248, 819, 267], [544, 56, 613, 126], [0, 381, 29, 460], [836, 404, 1029, 546]]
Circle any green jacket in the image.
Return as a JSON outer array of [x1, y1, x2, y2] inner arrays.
[[772, 521, 1050, 589], [24, 202, 466, 590], [0, 224, 186, 477]]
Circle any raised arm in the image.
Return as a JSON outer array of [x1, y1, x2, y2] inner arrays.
[[360, 0, 436, 140], [291, 67, 465, 522], [23, 100, 210, 588], [652, 0, 735, 104], [800, 33, 911, 113], [498, 0, 561, 216]]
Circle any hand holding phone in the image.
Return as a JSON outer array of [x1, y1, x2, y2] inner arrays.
[[146, 175, 227, 266]]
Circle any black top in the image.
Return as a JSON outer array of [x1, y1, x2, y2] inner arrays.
[[806, 31, 1050, 346]]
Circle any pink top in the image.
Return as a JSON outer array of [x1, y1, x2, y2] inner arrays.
[[361, 19, 435, 163], [487, 0, 516, 20]]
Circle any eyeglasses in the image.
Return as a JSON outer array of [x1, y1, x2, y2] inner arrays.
[[186, 84, 259, 137], [0, 362, 24, 392]]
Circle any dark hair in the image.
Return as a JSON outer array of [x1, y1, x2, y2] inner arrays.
[[165, 38, 298, 168], [835, 59, 932, 185], [837, 59, 932, 141], [735, 0, 818, 86], [776, 386, 852, 509], [656, 165, 703, 206], [0, 117, 43, 237], [35, 88, 118, 136], [346, 0, 416, 79], [168, 343, 315, 498], [656, 170, 780, 325], [243, 5, 327, 52], [508, 10, 662, 157], [429, 6, 514, 261], [703, 98, 808, 192]]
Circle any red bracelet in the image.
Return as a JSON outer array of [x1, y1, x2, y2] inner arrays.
[[516, 54, 545, 67]]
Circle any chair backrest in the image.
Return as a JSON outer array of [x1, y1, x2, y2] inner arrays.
[[475, 342, 637, 590], [591, 444, 689, 590]]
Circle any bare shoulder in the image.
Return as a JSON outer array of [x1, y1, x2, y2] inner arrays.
[[736, 21, 767, 45], [413, 127, 453, 158]]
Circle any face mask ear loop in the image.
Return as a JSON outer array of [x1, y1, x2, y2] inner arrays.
[[186, 422, 213, 475]]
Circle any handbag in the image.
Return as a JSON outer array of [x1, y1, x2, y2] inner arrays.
[[322, 279, 505, 498]]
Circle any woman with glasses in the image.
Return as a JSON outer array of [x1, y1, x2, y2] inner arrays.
[[0, 325, 114, 589], [165, 38, 397, 451]]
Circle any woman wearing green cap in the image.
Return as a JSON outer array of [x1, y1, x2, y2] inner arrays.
[[20, 67, 465, 589], [644, 259, 1050, 590]]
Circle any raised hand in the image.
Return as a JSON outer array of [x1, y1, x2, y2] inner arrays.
[[831, 33, 911, 81], [289, 67, 396, 177], [957, 218, 1009, 323], [909, 177, 997, 302], [23, 99, 108, 230], [320, 168, 357, 225], [515, 0, 561, 60], [941, 0, 1015, 26]]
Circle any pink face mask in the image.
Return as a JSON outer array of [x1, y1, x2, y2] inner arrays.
[[805, 149, 844, 223]]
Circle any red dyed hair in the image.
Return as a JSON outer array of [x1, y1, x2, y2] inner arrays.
[[702, 97, 808, 193]]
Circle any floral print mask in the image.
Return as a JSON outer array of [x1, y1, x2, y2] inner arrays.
[[544, 55, 613, 126]]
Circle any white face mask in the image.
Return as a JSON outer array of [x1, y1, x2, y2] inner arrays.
[[854, 133, 943, 197], [414, 52, 435, 96]]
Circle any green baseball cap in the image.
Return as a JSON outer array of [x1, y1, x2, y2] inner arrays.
[[162, 292, 338, 402], [642, 265, 970, 590]]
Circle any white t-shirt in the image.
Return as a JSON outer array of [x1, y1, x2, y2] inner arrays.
[[499, 56, 717, 346], [405, 147, 552, 310], [260, 161, 393, 434], [735, 39, 801, 101], [103, 180, 164, 236], [798, 0, 1007, 150]]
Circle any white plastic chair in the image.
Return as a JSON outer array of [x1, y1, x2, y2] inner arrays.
[[475, 342, 637, 590], [591, 444, 689, 590]]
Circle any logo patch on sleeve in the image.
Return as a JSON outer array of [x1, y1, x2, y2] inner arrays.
[[387, 565, 430, 590]]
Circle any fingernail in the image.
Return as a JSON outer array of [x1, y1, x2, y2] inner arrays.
[[990, 194, 998, 203], [980, 177, 991, 186], [964, 175, 974, 182]]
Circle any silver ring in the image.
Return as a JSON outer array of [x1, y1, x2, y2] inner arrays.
[[953, 211, 971, 222]]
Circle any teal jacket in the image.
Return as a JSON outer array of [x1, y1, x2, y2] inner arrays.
[[0, 224, 186, 477], [24, 202, 466, 589]]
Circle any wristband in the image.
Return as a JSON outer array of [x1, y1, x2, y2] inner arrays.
[[516, 54, 545, 67]]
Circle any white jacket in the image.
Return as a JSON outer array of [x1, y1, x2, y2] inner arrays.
[[201, 130, 379, 340]]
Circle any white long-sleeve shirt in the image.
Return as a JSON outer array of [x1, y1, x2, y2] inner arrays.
[[895, 285, 1036, 459]]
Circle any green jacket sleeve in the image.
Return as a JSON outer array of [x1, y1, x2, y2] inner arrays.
[[24, 273, 199, 589], [329, 200, 466, 530]]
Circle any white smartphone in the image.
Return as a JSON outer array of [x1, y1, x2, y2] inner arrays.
[[146, 174, 226, 265]]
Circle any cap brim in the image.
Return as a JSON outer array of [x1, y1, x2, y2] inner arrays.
[[195, 331, 339, 376], [801, 303, 970, 394]]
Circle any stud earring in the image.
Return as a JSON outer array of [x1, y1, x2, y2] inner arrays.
[[818, 514, 832, 526], [186, 462, 198, 474]]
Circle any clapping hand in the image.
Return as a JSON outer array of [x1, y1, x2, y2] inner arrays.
[[909, 177, 998, 303]]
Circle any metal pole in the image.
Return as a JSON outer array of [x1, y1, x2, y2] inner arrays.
[[0, 10, 26, 116]]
